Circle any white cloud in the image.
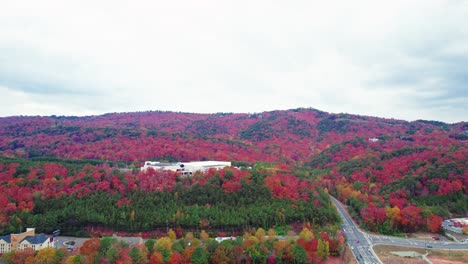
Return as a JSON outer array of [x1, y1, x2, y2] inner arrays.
[[0, 0, 467, 122]]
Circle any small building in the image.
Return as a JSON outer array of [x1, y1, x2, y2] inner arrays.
[[0, 228, 53, 253]]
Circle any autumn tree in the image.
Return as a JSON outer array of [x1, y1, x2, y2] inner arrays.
[[267, 228, 277, 241], [35, 248, 60, 264], [199, 230, 209, 242], [149, 252, 164, 264], [255, 228, 266, 241], [316, 239, 329, 261], [210, 245, 234, 264], [168, 229, 177, 241], [427, 214, 443, 233], [168, 252, 183, 264], [80, 237, 100, 263]]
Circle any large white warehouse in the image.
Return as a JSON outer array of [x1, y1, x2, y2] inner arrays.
[[141, 161, 231, 175]]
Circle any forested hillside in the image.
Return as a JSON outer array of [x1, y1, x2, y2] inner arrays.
[[0, 108, 466, 236]]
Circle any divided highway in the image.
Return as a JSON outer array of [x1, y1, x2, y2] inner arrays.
[[330, 196, 382, 264], [330, 196, 468, 264]]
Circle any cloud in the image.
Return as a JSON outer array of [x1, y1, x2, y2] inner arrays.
[[0, 0, 466, 122]]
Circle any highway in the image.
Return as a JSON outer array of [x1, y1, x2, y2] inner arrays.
[[330, 196, 468, 264], [331, 196, 382, 264]]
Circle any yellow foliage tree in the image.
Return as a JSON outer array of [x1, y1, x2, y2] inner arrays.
[[462, 226, 468, 234], [267, 228, 277, 241], [273, 240, 287, 254], [199, 230, 209, 241], [185, 232, 194, 242], [316, 239, 329, 261], [385, 206, 401, 229], [255, 228, 266, 241], [298, 227, 314, 241], [35, 247, 56, 263], [167, 229, 176, 241], [66, 254, 84, 264], [155, 237, 172, 253]]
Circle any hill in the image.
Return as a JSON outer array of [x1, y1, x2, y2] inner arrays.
[[0, 108, 466, 236]]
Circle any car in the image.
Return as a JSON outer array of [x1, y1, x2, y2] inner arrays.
[[356, 240, 360, 243], [427, 245, 433, 248]]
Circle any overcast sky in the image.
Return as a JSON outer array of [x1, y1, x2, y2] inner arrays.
[[0, 1, 467, 123]]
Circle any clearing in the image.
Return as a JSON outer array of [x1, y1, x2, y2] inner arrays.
[[373, 245, 468, 264]]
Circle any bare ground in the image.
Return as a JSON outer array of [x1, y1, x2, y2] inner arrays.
[[326, 245, 357, 264], [373, 245, 468, 264]]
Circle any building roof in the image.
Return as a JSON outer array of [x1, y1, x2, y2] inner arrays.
[[22, 234, 48, 244], [0, 235, 10, 243]]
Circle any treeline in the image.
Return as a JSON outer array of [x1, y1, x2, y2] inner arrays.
[[1, 227, 347, 264], [20, 183, 338, 236], [314, 140, 467, 235], [0, 157, 339, 236]]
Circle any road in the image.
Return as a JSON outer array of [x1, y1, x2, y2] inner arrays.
[[330, 196, 468, 264], [331, 196, 382, 264]]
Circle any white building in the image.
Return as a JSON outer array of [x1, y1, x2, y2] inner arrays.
[[0, 228, 53, 253], [141, 161, 231, 175]]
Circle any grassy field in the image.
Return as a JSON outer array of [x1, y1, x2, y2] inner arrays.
[[373, 245, 468, 264]]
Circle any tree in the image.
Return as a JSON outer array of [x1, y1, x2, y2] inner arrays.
[[80, 237, 100, 263], [149, 252, 164, 264], [129, 247, 144, 264], [291, 244, 308, 264], [35, 248, 57, 264], [427, 214, 443, 233], [168, 229, 177, 241], [155, 237, 172, 253], [66, 254, 84, 264], [385, 206, 401, 230], [205, 239, 219, 255], [400, 206, 423, 232], [3, 248, 35, 264], [267, 228, 277, 241], [316, 239, 329, 261], [191, 247, 208, 264], [145, 239, 156, 255], [106, 248, 119, 264], [168, 252, 183, 264], [298, 227, 314, 241], [255, 228, 266, 241], [210, 245, 234, 264], [199, 230, 209, 242], [183, 246, 196, 263], [457, 226, 468, 234], [99, 237, 115, 254]]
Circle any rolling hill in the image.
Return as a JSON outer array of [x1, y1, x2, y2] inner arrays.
[[0, 108, 466, 236]]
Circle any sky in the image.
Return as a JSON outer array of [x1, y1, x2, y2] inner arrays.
[[0, 1, 467, 123]]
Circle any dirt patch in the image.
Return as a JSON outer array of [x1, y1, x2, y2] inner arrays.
[[406, 232, 439, 241], [428, 258, 466, 264], [373, 245, 468, 264]]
